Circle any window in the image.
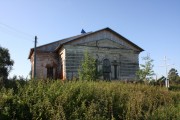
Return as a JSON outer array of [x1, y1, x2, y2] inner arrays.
[[114, 65, 117, 79], [113, 60, 118, 79], [103, 59, 111, 80], [103, 59, 111, 73], [47, 67, 53, 79]]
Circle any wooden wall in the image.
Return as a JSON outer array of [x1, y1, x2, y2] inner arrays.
[[64, 44, 139, 80]]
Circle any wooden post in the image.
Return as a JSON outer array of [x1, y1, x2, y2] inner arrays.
[[34, 36, 37, 79]]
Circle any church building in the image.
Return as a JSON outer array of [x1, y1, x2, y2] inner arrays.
[[28, 27, 144, 80]]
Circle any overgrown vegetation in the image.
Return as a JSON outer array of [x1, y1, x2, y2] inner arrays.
[[0, 80, 180, 120], [1, 47, 180, 119]]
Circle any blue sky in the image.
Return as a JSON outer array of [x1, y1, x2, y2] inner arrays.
[[0, 0, 180, 78]]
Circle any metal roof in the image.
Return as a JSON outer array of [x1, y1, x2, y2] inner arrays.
[[28, 27, 144, 59]]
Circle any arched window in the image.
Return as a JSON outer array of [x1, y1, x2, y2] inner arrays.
[[103, 59, 111, 80], [103, 59, 111, 73]]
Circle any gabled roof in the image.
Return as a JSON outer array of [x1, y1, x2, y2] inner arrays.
[[28, 32, 92, 59], [28, 27, 144, 59]]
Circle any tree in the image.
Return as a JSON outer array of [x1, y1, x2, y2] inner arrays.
[[136, 54, 154, 82], [168, 68, 179, 84], [78, 51, 97, 81], [0, 46, 14, 84]]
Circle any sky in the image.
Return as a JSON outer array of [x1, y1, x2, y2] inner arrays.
[[0, 0, 180, 79]]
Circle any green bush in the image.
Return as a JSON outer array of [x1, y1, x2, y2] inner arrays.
[[149, 104, 180, 120], [0, 80, 180, 119], [78, 51, 98, 81], [169, 85, 180, 91]]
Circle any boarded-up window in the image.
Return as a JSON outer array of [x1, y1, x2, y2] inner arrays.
[[47, 67, 53, 79]]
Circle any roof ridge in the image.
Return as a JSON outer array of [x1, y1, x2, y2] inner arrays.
[[28, 27, 144, 59]]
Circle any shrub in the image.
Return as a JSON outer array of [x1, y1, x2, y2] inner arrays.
[[0, 80, 180, 119], [78, 51, 97, 81], [169, 85, 180, 91]]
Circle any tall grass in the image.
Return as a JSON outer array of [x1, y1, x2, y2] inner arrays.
[[0, 80, 180, 120]]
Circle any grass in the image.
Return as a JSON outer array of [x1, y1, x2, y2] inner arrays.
[[0, 80, 180, 120]]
